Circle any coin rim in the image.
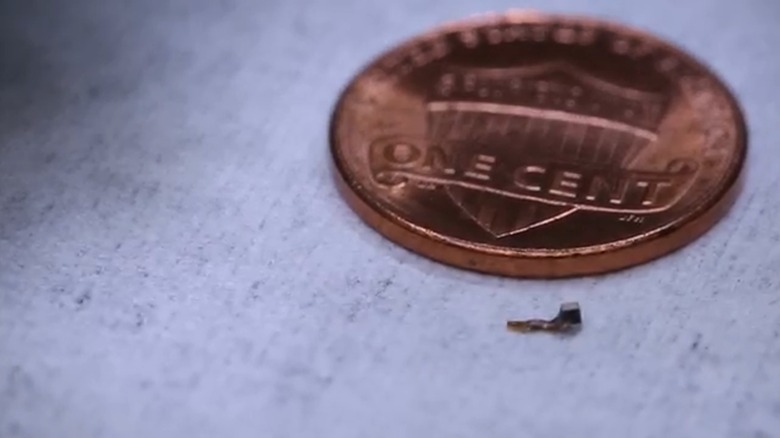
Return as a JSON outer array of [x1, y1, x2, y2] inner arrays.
[[329, 11, 748, 277]]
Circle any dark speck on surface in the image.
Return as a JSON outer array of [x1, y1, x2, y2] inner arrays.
[[74, 291, 91, 309], [690, 333, 702, 351]]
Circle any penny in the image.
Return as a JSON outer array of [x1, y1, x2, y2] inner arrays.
[[330, 11, 747, 277]]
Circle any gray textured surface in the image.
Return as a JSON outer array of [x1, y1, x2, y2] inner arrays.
[[1, 0, 779, 437]]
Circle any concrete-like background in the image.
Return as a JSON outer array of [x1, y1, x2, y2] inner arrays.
[[1, 1, 778, 437]]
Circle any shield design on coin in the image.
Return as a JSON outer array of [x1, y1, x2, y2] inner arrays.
[[426, 61, 667, 238]]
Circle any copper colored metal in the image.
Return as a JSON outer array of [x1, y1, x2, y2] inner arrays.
[[330, 12, 747, 277]]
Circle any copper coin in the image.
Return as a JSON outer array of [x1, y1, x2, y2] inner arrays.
[[330, 11, 747, 277]]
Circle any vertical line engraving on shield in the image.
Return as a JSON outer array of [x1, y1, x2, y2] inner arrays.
[[477, 193, 499, 231], [572, 123, 588, 160], [498, 113, 512, 137], [558, 123, 573, 157]]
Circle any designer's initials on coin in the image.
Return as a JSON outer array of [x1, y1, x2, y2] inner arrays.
[[330, 12, 746, 277]]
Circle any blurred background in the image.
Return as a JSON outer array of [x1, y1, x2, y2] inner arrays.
[[1, 1, 778, 437]]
